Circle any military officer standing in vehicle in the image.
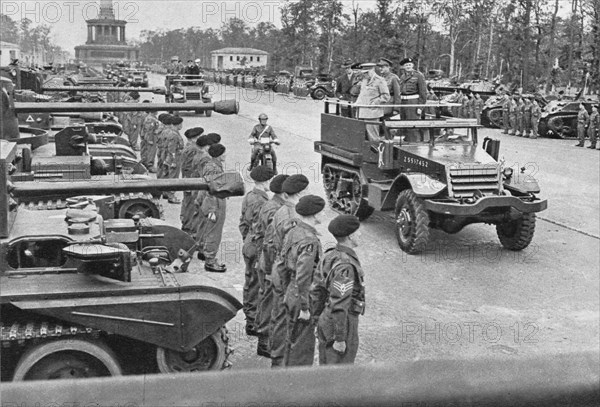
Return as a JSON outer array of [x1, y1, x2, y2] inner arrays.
[[179, 127, 204, 234], [398, 58, 427, 140], [575, 103, 590, 147], [196, 143, 228, 272], [355, 62, 390, 142], [312, 215, 365, 365], [280, 195, 325, 367], [163, 115, 184, 204], [586, 105, 599, 149], [240, 165, 275, 337], [268, 174, 310, 367], [529, 97, 542, 139], [377, 57, 401, 119], [140, 106, 161, 172], [254, 174, 289, 358], [335, 60, 356, 118]]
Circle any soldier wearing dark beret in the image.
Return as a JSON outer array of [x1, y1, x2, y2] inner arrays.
[[268, 174, 310, 367], [277, 195, 326, 366], [179, 127, 205, 234], [140, 108, 161, 172], [312, 214, 364, 365], [398, 57, 427, 141], [196, 143, 228, 272], [162, 115, 184, 203], [155, 114, 173, 184], [240, 165, 276, 335], [377, 57, 401, 118], [254, 174, 290, 357], [205, 132, 222, 145]]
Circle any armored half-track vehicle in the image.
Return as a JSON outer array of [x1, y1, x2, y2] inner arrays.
[[164, 74, 212, 116], [538, 99, 598, 138], [0, 140, 245, 381], [314, 101, 547, 254]]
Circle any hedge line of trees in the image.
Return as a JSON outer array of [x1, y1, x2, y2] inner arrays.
[[138, 0, 599, 95]]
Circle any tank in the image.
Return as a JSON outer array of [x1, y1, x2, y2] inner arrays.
[[481, 94, 548, 129], [538, 99, 598, 139], [1, 77, 239, 220], [314, 100, 547, 254], [0, 140, 245, 381]]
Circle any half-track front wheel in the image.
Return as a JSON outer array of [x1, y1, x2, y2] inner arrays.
[[394, 190, 430, 254], [496, 213, 536, 250], [12, 338, 122, 381], [118, 198, 161, 219], [322, 165, 374, 221], [156, 327, 231, 373]]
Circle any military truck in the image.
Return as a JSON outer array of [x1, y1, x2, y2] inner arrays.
[[164, 74, 212, 116], [0, 140, 244, 381], [314, 101, 547, 254]]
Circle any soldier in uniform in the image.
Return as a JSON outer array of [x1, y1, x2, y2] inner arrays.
[[196, 143, 228, 272], [515, 96, 525, 137], [587, 105, 599, 149], [279, 195, 326, 367], [522, 97, 533, 138], [398, 58, 427, 141], [529, 97, 542, 139], [335, 60, 356, 118], [249, 113, 280, 173], [268, 174, 310, 367], [460, 91, 469, 119], [312, 215, 365, 365], [121, 91, 140, 149], [240, 165, 275, 336], [501, 94, 510, 134], [179, 127, 204, 234], [575, 103, 590, 147], [473, 93, 484, 125], [254, 174, 289, 357], [508, 95, 518, 136], [376, 57, 401, 119], [140, 105, 161, 172], [155, 114, 172, 186], [355, 62, 390, 142], [163, 115, 184, 203]]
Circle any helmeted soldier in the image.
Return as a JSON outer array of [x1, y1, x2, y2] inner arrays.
[[312, 215, 365, 365], [280, 195, 325, 366], [179, 127, 204, 234], [529, 97, 542, 139], [575, 103, 590, 147], [240, 165, 275, 336], [377, 57, 401, 118], [249, 113, 280, 173], [268, 174, 310, 367], [587, 105, 599, 149], [140, 105, 161, 172], [254, 174, 289, 358], [196, 143, 228, 272], [163, 115, 184, 203]]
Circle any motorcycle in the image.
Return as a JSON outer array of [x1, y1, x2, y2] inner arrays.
[[249, 136, 280, 172]]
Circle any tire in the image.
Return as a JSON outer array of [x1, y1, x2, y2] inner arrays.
[[312, 88, 326, 100], [487, 108, 503, 128], [117, 198, 161, 219], [156, 327, 231, 372], [12, 338, 122, 381], [394, 190, 430, 254], [496, 213, 536, 251]]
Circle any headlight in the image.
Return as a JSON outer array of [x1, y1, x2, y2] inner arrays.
[[503, 167, 514, 179]]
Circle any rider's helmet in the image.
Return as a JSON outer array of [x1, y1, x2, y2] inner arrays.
[[258, 113, 268, 120]]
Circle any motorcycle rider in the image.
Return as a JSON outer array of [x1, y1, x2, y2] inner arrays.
[[249, 113, 280, 173]]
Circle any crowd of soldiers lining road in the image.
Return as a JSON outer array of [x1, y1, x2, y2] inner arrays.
[[500, 94, 543, 139]]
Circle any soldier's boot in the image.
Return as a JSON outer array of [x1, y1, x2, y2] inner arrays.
[[587, 143, 597, 149], [270, 356, 284, 368], [575, 142, 584, 147]]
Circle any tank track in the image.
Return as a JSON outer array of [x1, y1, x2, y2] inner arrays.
[[1, 321, 100, 347], [114, 192, 165, 219], [547, 115, 576, 139]]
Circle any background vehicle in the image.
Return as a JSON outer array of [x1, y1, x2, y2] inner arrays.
[[314, 101, 547, 254], [164, 74, 212, 116], [481, 94, 548, 129], [309, 74, 336, 100], [538, 100, 598, 139], [249, 136, 279, 172], [124, 69, 149, 87]]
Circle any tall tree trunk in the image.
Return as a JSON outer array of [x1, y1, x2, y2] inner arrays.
[[485, 15, 494, 79], [545, 0, 560, 91], [567, 0, 578, 84], [521, 0, 533, 91]]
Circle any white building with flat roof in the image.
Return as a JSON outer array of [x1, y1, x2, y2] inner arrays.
[[0, 42, 20, 66], [211, 48, 268, 70]]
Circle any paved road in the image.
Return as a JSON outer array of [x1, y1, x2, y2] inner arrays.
[[149, 74, 599, 370]]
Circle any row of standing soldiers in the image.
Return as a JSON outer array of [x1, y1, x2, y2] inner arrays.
[[576, 104, 600, 149], [445, 90, 485, 123], [500, 94, 543, 138], [239, 169, 366, 366]]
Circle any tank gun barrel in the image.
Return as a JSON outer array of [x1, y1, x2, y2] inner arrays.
[[10, 172, 245, 199], [13, 100, 239, 115], [42, 86, 167, 94]]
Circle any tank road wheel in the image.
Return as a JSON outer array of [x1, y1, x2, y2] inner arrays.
[[348, 174, 374, 220], [117, 198, 161, 219], [12, 339, 122, 381], [496, 213, 536, 251], [322, 165, 373, 221], [487, 108, 503, 128], [156, 327, 231, 373], [394, 190, 430, 254]]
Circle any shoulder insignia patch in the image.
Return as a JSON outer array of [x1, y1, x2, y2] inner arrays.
[[332, 280, 353, 296]]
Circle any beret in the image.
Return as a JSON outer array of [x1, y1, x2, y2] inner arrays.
[[270, 174, 289, 193], [184, 127, 204, 139], [129, 91, 140, 99], [296, 195, 326, 216], [250, 165, 275, 182], [171, 116, 183, 125], [208, 143, 226, 158], [206, 133, 221, 144], [378, 57, 393, 66], [399, 57, 414, 66], [158, 113, 169, 121], [161, 115, 173, 125], [196, 134, 210, 147], [328, 215, 360, 237], [282, 174, 309, 195]]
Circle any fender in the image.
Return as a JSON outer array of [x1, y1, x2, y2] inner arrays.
[[380, 173, 446, 211]]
